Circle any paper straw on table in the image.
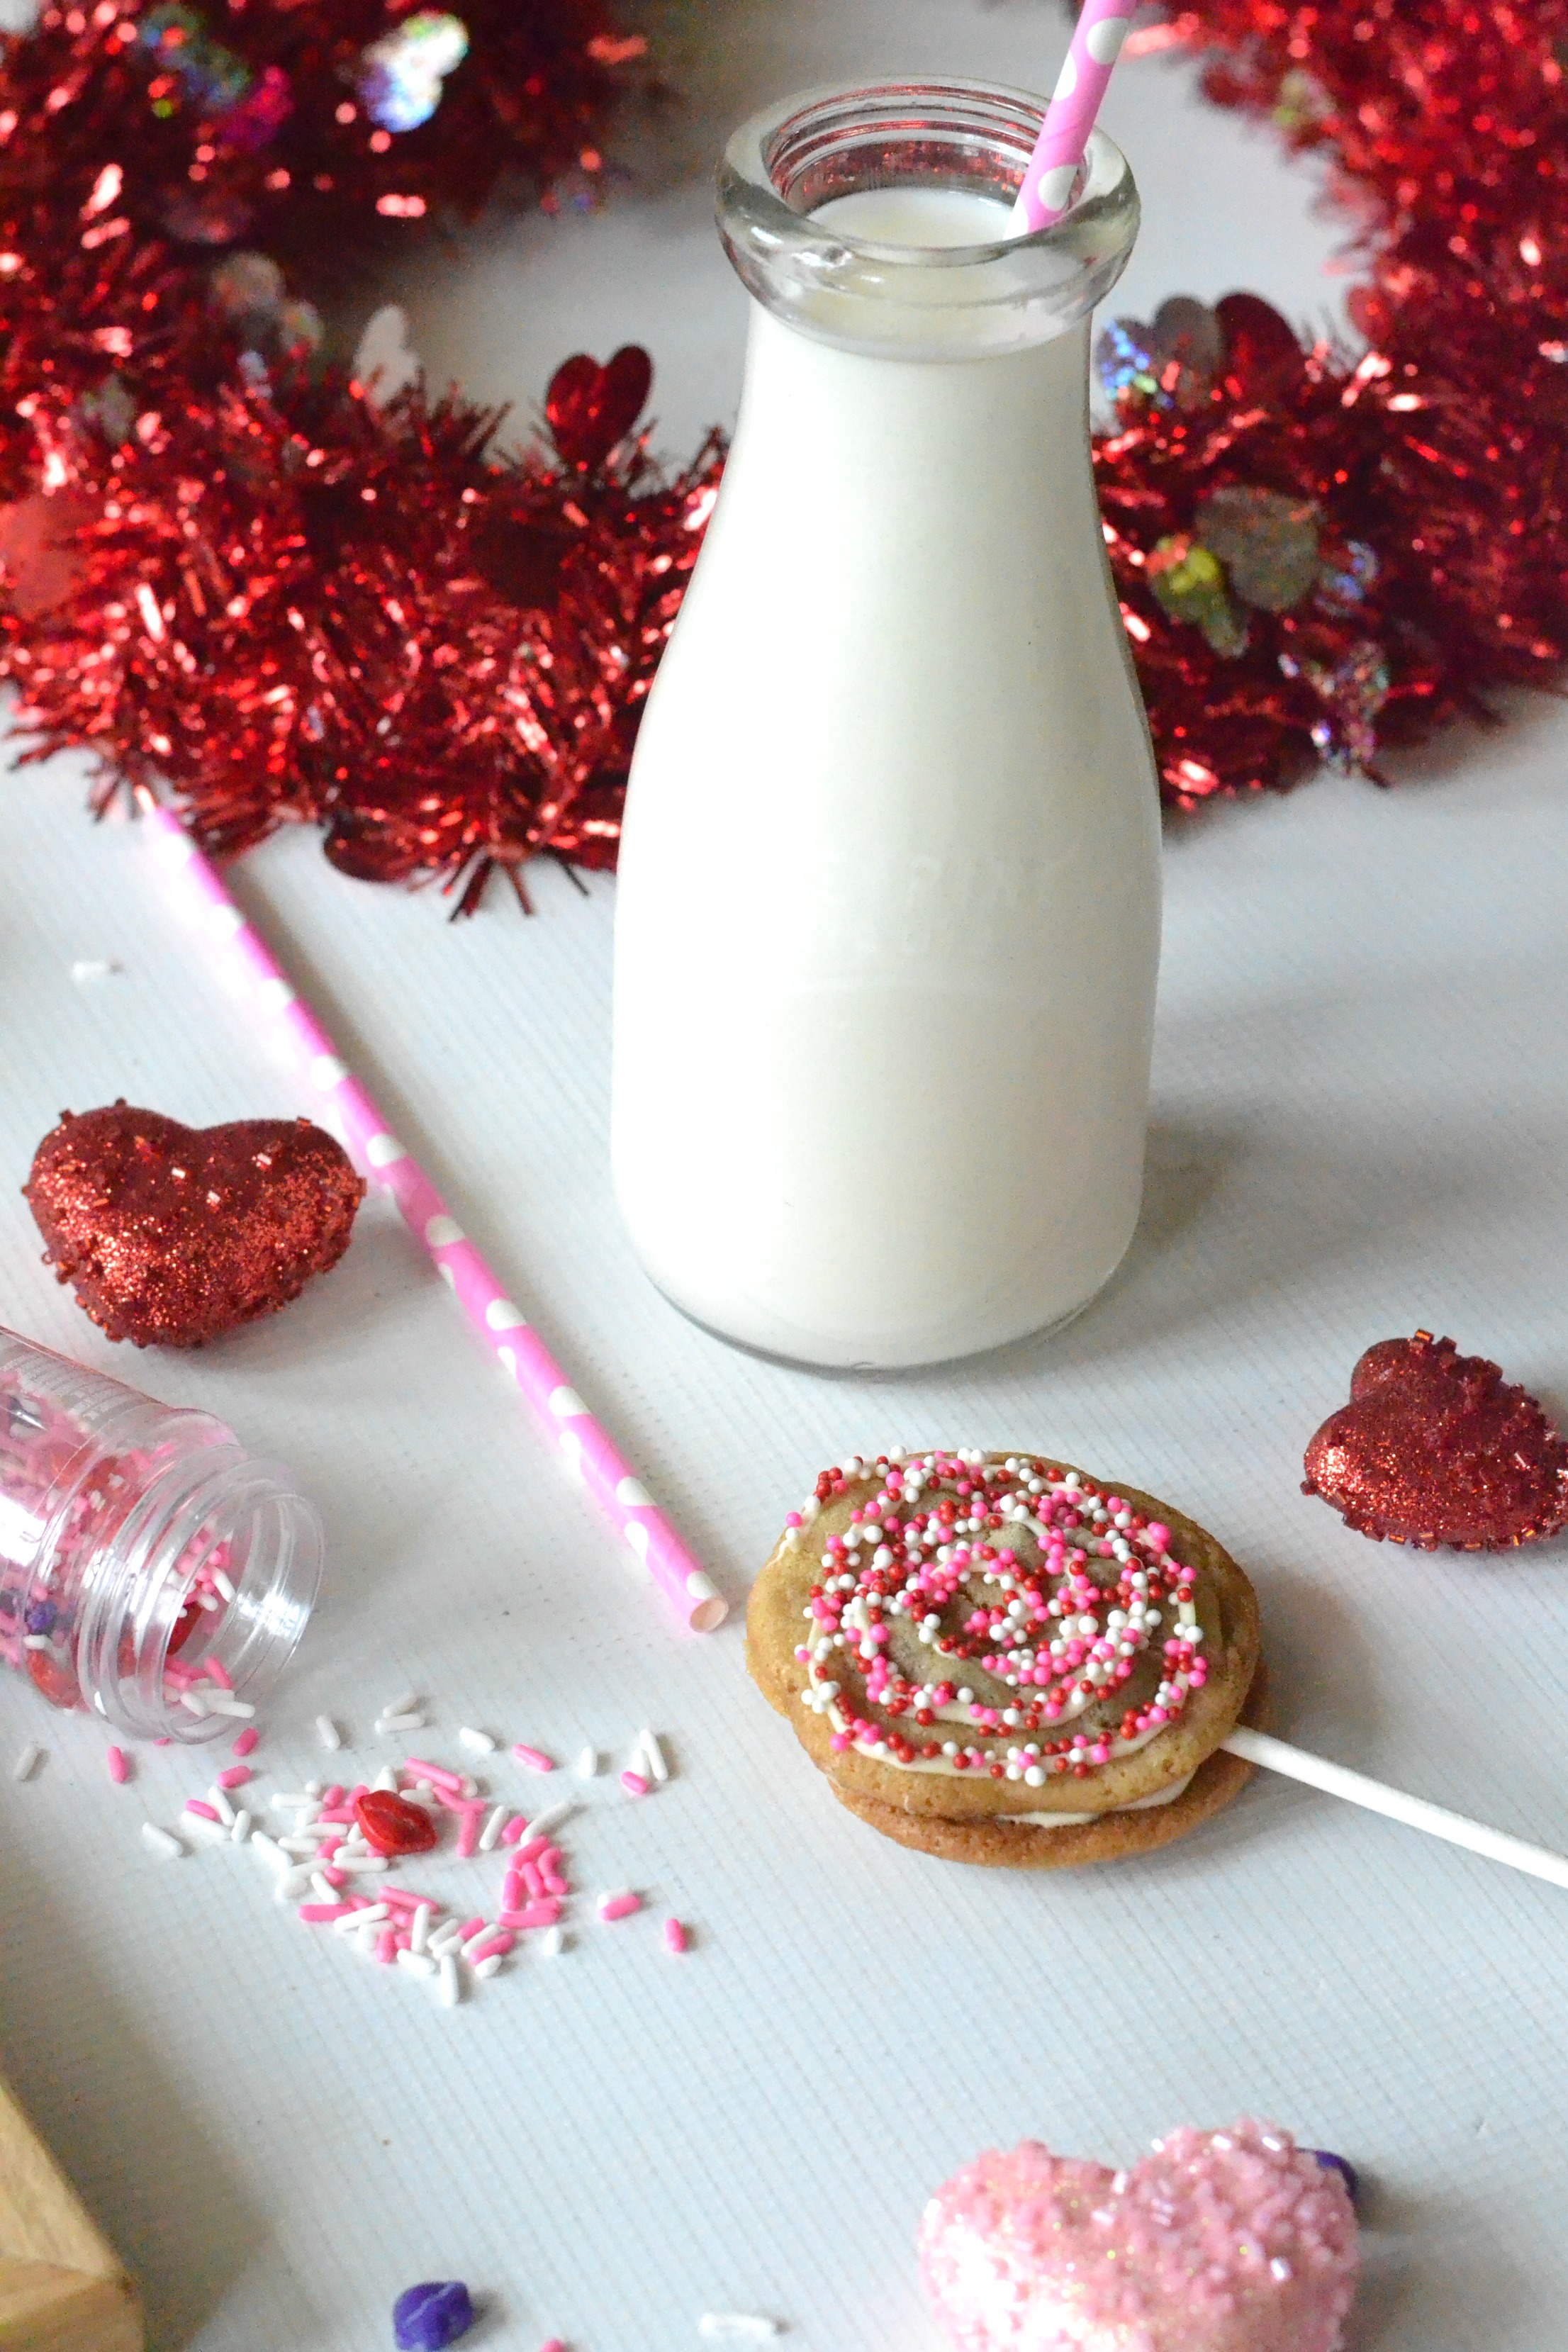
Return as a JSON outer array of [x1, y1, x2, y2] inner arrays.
[[1223, 1726, 1568, 1895], [133, 788, 726, 1635], [1011, 0, 1136, 234]]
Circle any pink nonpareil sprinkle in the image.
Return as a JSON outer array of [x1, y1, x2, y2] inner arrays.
[[106, 1746, 129, 1784], [298, 1902, 355, 1922], [469, 1930, 515, 1964], [321, 1783, 346, 1805], [499, 1813, 527, 1846], [513, 1861, 544, 1900], [513, 1834, 550, 1864], [231, 1727, 259, 1757], [216, 1764, 252, 1789], [511, 1743, 555, 1772], [499, 1900, 561, 1930], [598, 1891, 642, 1923], [456, 1810, 483, 1859], [375, 1927, 398, 1966], [664, 1917, 689, 1954], [404, 1756, 464, 1791], [621, 1769, 649, 1796], [319, 1865, 347, 1889], [184, 1798, 220, 1822], [202, 1657, 233, 1691], [457, 1915, 486, 1942]]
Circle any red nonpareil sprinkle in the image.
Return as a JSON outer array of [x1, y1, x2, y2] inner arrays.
[[231, 1727, 259, 1758], [352, 1789, 439, 1857]]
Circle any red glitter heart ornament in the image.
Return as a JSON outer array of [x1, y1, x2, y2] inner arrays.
[[353, 1789, 439, 1857], [544, 345, 654, 471], [1302, 1331, 1568, 1551], [25, 1102, 365, 1348]]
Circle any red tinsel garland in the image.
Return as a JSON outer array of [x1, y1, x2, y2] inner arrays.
[[0, 0, 1563, 900]]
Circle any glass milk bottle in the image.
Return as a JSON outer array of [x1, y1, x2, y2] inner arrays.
[[613, 80, 1159, 1370]]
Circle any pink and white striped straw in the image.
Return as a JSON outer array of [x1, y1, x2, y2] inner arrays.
[[1011, 0, 1136, 233], [134, 788, 726, 1635]]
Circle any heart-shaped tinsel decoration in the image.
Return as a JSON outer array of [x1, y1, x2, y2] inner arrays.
[[544, 345, 654, 472], [919, 2120, 1359, 2352], [25, 1102, 365, 1348], [1302, 1331, 1568, 1551]]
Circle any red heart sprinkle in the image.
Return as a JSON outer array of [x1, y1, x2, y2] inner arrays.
[[24, 1102, 365, 1348], [545, 345, 653, 471], [1303, 1329, 1568, 1551], [353, 1790, 439, 1857]]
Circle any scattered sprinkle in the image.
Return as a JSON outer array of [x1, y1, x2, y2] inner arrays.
[[377, 1710, 427, 1734], [598, 1889, 642, 1922], [621, 1769, 649, 1797], [458, 1726, 496, 1753], [12, 1742, 43, 1783], [522, 1798, 573, 1839], [699, 2317, 782, 2341], [217, 1764, 252, 1789], [576, 1745, 600, 1778], [665, 1917, 689, 1954], [382, 1690, 421, 1720], [539, 1926, 564, 1957], [639, 1727, 670, 1783], [70, 958, 120, 981], [231, 1808, 253, 1843], [437, 1954, 461, 2007], [106, 1746, 130, 1784], [231, 1726, 259, 1758], [184, 1798, 221, 1822], [316, 1715, 343, 1750], [511, 1743, 555, 1772], [141, 1823, 184, 1861]]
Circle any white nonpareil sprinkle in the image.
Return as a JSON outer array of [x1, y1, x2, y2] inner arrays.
[[249, 1831, 286, 1868], [335, 1903, 386, 1936], [523, 1798, 573, 1839], [576, 1745, 600, 1779], [12, 1742, 42, 1783], [458, 1727, 496, 1754], [71, 958, 119, 981], [638, 1728, 670, 1783], [477, 1803, 506, 1852], [206, 1785, 236, 1827], [140, 1824, 184, 1861], [201, 1692, 255, 1719], [381, 1690, 420, 1720], [538, 1926, 564, 1958], [334, 1855, 389, 1876], [274, 1869, 313, 1902], [230, 1809, 252, 1844], [179, 1691, 208, 1717], [375, 1711, 426, 1734], [427, 1924, 464, 1959], [698, 2317, 782, 2341], [437, 1955, 461, 2008], [410, 1904, 432, 1956], [472, 1954, 503, 1981], [397, 1949, 437, 1980], [315, 1715, 343, 1750], [211, 1569, 237, 1605], [371, 1764, 399, 1793]]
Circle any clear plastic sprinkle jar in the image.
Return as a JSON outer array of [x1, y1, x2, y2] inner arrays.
[[0, 1325, 323, 1740]]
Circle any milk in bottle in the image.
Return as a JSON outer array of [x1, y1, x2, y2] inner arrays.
[[612, 82, 1159, 1368]]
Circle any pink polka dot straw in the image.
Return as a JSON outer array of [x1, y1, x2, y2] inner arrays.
[[1012, 0, 1136, 233], [133, 785, 727, 1636]]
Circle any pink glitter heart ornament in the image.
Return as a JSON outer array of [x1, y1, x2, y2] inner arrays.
[[919, 2119, 1359, 2352]]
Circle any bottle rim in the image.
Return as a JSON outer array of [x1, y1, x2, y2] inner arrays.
[[717, 78, 1139, 359]]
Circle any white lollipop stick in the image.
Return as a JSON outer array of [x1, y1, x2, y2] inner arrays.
[[1011, 0, 1136, 233], [1223, 1726, 1568, 1893]]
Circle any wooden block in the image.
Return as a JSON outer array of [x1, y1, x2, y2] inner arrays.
[[0, 2076, 142, 2351]]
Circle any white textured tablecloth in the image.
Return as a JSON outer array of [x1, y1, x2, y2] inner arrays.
[[4, 6, 1568, 2348]]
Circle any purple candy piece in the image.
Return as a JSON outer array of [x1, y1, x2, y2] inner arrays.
[[393, 2280, 475, 2351], [24, 1599, 56, 1635], [1312, 2149, 1360, 2205]]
